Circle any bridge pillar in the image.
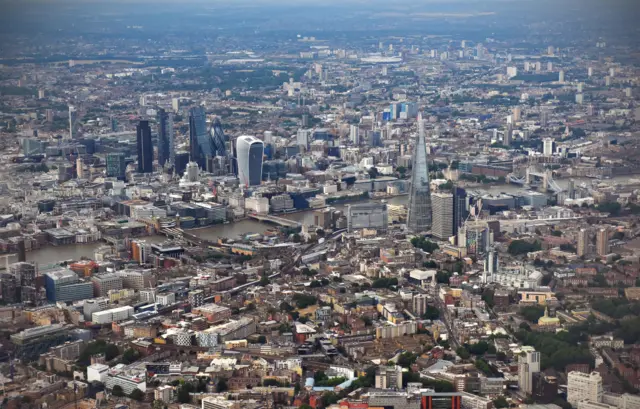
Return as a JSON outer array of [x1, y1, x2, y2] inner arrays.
[[541, 171, 549, 193], [525, 168, 531, 185]]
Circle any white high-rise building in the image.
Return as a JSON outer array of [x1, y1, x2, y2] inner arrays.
[[543, 138, 555, 156], [296, 129, 312, 150], [68, 105, 78, 139], [567, 371, 603, 407], [172, 97, 180, 112], [350, 125, 359, 145], [431, 192, 454, 240], [518, 350, 540, 394], [507, 66, 518, 78], [559, 70, 565, 83], [236, 135, 264, 187]]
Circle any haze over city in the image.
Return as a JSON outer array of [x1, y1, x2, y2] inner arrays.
[[0, 1, 639, 409]]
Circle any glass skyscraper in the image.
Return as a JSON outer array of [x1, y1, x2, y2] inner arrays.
[[157, 108, 174, 168], [136, 120, 153, 173], [236, 135, 264, 186], [210, 118, 227, 157], [407, 113, 432, 232], [106, 152, 126, 180], [188, 106, 213, 169]]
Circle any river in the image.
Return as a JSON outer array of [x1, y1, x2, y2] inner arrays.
[[25, 175, 632, 265]]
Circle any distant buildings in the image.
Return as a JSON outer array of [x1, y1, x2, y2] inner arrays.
[[577, 229, 589, 257], [189, 106, 212, 170], [136, 120, 153, 173], [236, 135, 264, 187], [44, 269, 93, 302]]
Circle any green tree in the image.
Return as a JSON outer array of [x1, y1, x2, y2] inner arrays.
[[122, 348, 141, 365], [397, 352, 418, 368], [129, 389, 144, 401], [104, 343, 119, 361], [508, 240, 541, 256], [520, 305, 546, 323], [456, 346, 471, 359], [493, 396, 509, 408], [422, 305, 440, 320], [217, 378, 228, 392], [259, 274, 270, 287]]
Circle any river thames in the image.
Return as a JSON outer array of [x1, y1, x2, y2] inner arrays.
[[25, 175, 632, 266]]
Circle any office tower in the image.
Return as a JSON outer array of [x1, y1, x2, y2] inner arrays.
[[431, 192, 454, 240], [263, 131, 273, 144], [185, 161, 199, 182], [157, 108, 174, 168], [547, 45, 554, 55], [518, 350, 541, 395], [10, 262, 36, 287], [567, 372, 603, 407], [236, 135, 264, 186], [390, 103, 401, 119], [524, 61, 531, 72], [349, 125, 359, 145], [407, 113, 432, 233], [296, 129, 311, 150], [540, 110, 549, 127], [211, 118, 227, 157], [110, 116, 118, 132], [76, 158, 85, 179], [68, 105, 78, 139], [609, 67, 616, 77], [452, 187, 468, 236], [476, 43, 484, 59], [347, 202, 388, 233], [22, 138, 43, 156], [605, 76, 611, 86], [543, 138, 554, 156], [504, 123, 513, 146], [568, 179, 575, 199], [174, 151, 190, 176], [46, 109, 55, 122], [588, 67, 593, 77], [596, 227, 609, 256], [512, 106, 521, 122], [38, 89, 45, 99], [577, 228, 589, 257], [558, 70, 565, 83], [44, 269, 93, 302], [91, 274, 123, 297], [136, 120, 153, 173], [302, 113, 309, 127], [106, 153, 126, 180], [421, 393, 462, 409], [507, 66, 518, 78], [172, 97, 180, 112], [368, 130, 382, 147], [188, 106, 213, 169], [139, 95, 146, 106], [576, 93, 584, 104]]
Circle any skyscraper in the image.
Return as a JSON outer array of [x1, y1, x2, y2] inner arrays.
[[157, 108, 174, 168], [106, 153, 126, 180], [596, 227, 609, 256], [136, 120, 153, 173], [407, 113, 432, 233], [236, 135, 264, 186], [452, 187, 468, 236], [577, 228, 589, 257], [297, 129, 311, 150], [210, 118, 227, 157], [431, 192, 454, 240], [518, 350, 541, 395], [68, 105, 78, 139], [188, 106, 213, 169]]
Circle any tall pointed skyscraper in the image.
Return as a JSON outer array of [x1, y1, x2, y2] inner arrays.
[[407, 113, 432, 232]]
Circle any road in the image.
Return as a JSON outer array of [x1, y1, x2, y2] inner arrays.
[[433, 284, 461, 349]]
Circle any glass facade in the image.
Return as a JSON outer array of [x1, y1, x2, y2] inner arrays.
[[136, 120, 153, 173], [188, 106, 213, 169], [157, 108, 174, 167], [407, 114, 432, 232], [236, 135, 264, 186]]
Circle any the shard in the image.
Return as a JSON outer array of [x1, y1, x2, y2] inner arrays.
[[407, 113, 432, 233]]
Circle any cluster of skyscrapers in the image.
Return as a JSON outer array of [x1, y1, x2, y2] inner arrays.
[[131, 106, 264, 186]]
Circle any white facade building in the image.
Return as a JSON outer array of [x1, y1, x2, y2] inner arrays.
[[568, 372, 603, 407], [92, 306, 134, 324]]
